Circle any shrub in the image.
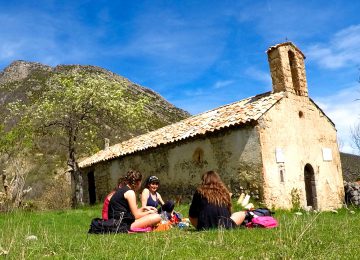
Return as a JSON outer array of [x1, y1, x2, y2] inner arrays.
[[290, 188, 301, 211]]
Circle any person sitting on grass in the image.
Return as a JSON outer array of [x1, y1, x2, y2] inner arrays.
[[102, 178, 123, 220], [108, 170, 161, 230], [141, 176, 165, 209], [189, 170, 246, 230], [141, 175, 175, 220]]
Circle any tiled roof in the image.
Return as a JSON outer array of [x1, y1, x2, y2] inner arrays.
[[79, 91, 285, 168]]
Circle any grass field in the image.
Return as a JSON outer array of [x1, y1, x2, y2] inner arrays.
[[0, 204, 359, 259]]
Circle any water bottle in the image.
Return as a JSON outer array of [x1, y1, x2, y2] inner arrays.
[[160, 211, 168, 223]]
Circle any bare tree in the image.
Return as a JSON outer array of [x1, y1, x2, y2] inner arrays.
[[351, 123, 360, 153], [0, 154, 32, 212], [352, 69, 360, 153], [337, 136, 344, 151]]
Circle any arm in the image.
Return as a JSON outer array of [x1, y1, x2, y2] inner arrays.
[[157, 192, 165, 206], [125, 190, 157, 219], [141, 188, 150, 208]]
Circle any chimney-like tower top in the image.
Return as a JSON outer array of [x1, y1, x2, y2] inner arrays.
[[267, 42, 308, 97], [267, 42, 305, 58]]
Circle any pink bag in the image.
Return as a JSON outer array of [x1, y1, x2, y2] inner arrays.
[[246, 216, 278, 229]]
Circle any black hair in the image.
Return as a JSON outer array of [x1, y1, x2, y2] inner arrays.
[[145, 175, 160, 187]]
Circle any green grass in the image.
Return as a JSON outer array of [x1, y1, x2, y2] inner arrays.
[[0, 204, 359, 259]]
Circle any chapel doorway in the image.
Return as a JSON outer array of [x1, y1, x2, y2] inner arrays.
[[87, 171, 96, 205], [304, 164, 317, 209]]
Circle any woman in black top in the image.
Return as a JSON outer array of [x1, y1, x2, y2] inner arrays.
[[108, 170, 161, 230], [189, 170, 246, 230]]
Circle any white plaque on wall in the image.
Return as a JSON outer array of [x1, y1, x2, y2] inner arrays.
[[275, 148, 285, 163], [322, 148, 332, 161]]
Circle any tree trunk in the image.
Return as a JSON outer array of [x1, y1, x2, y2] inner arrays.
[[69, 162, 83, 208], [68, 126, 83, 208]]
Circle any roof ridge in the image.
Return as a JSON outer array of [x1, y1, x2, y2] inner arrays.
[[181, 91, 273, 120]]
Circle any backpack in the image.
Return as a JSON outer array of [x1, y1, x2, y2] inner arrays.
[[88, 218, 129, 234], [251, 208, 274, 217], [243, 208, 278, 229], [246, 216, 278, 229]]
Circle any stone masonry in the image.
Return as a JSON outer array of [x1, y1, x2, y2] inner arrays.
[[344, 181, 360, 206]]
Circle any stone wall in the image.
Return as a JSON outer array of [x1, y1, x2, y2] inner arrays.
[[258, 94, 343, 210], [344, 181, 360, 206], [82, 125, 263, 204], [82, 165, 110, 204]]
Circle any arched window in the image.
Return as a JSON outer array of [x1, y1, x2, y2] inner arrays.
[[192, 147, 204, 164]]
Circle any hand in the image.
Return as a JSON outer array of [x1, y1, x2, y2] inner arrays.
[[143, 206, 157, 214], [149, 209, 157, 214], [145, 206, 157, 211], [144, 208, 157, 214]]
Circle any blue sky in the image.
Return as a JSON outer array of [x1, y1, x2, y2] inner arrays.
[[1, 0, 360, 154]]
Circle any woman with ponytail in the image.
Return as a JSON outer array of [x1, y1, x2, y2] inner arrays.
[[189, 170, 246, 230], [108, 170, 161, 230]]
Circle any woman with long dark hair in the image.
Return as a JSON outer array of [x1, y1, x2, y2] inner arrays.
[[108, 170, 161, 230], [189, 170, 246, 230]]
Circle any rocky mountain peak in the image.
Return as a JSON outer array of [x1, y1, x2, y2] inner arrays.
[[0, 60, 52, 84]]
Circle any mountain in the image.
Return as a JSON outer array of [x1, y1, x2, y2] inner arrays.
[[0, 60, 189, 128], [0, 60, 190, 209]]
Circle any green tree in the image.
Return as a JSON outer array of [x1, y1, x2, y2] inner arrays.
[[2, 71, 149, 207]]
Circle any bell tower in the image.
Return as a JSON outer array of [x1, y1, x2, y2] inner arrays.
[[267, 42, 308, 97]]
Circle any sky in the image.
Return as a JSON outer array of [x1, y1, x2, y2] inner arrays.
[[1, 0, 360, 154]]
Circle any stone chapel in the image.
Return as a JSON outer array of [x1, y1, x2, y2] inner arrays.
[[79, 42, 344, 210]]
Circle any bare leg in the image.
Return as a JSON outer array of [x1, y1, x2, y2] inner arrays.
[[130, 214, 161, 229], [230, 211, 246, 226]]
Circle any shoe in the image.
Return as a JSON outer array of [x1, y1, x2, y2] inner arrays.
[[237, 193, 245, 205], [241, 195, 250, 207]]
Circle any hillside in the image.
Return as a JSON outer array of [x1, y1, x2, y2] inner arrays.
[[0, 60, 190, 208], [0, 60, 189, 129]]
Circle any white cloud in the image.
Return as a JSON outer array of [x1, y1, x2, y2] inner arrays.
[[213, 80, 234, 89], [244, 67, 272, 85], [109, 11, 228, 85], [235, 1, 338, 42], [0, 8, 103, 68], [306, 25, 360, 69], [314, 85, 360, 154], [184, 88, 207, 97], [0, 41, 23, 59]]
